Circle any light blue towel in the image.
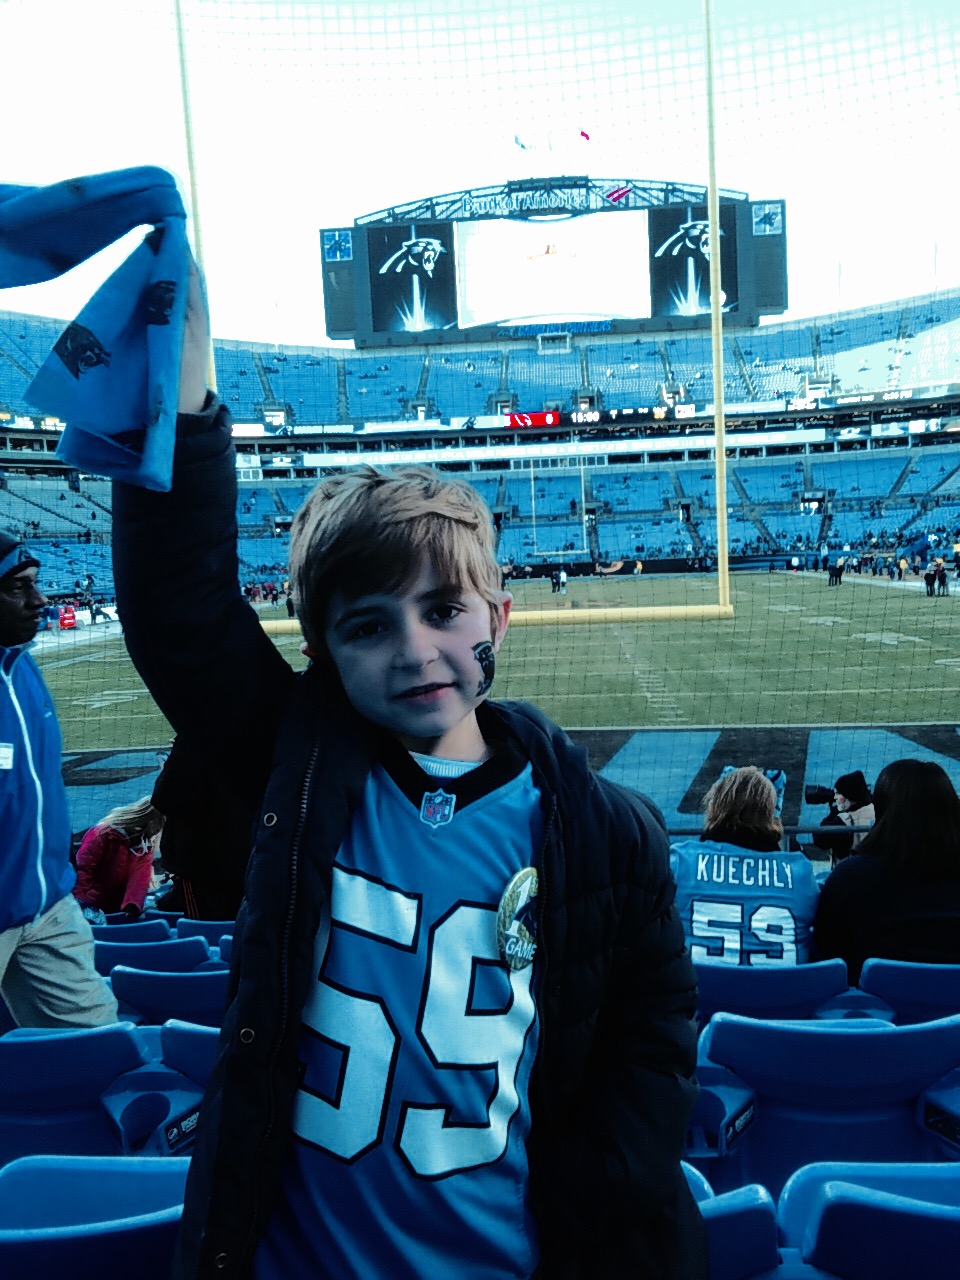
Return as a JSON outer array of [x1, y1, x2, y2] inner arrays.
[[0, 166, 191, 491]]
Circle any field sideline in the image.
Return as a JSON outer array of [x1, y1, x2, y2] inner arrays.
[[34, 568, 959, 753]]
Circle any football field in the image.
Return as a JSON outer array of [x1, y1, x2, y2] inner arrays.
[[35, 568, 960, 753]]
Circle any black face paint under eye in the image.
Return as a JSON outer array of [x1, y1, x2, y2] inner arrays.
[[473, 640, 496, 697]]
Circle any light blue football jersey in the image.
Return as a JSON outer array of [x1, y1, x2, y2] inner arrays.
[[671, 838, 820, 965], [255, 743, 544, 1280]]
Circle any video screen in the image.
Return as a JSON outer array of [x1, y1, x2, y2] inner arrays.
[[649, 204, 740, 317], [367, 222, 458, 334], [454, 212, 653, 328]]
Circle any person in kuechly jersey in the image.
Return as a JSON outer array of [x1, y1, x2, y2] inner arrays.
[[671, 766, 820, 965]]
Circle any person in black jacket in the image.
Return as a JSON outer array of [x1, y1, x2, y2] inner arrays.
[[810, 769, 875, 863], [814, 759, 960, 982], [111, 264, 706, 1279]]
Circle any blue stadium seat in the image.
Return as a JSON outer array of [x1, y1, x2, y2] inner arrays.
[[176, 918, 236, 947], [686, 1012, 960, 1196], [694, 960, 887, 1027], [0, 1022, 152, 1166], [0, 1154, 189, 1280], [859, 959, 960, 1025], [91, 919, 173, 942], [142, 908, 185, 924], [157, 1018, 220, 1089], [218, 934, 234, 963], [778, 1162, 960, 1280], [682, 1160, 714, 1203], [94, 935, 213, 976], [109, 965, 230, 1027], [698, 1184, 783, 1280]]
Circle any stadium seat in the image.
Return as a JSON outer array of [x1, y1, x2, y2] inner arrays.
[[682, 1160, 714, 1203], [778, 1162, 960, 1280], [698, 1183, 784, 1280], [0, 1022, 152, 1166], [218, 933, 234, 963], [686, 1012, 960, 1196], [109, 965, 230, 1027], [0, 1154, 189, 1280], [157, 1018, 220, 1089], [94, 935, 213, 976], [694, 959, 890, 1026], [142, 907, 185, 924], [858, 959, 960, 1024], [176, 918, 236, 947], [90, 919, 173, 942]]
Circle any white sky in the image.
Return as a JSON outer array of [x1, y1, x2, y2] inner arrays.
[[2, 0, 959, 346]]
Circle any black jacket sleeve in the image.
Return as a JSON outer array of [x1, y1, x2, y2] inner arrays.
[[112, 398, 294, 801]]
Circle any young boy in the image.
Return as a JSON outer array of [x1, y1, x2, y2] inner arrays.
[[112, 274, 705, 1278]]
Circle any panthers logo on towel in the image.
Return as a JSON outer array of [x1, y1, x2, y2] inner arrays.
[[143, 280, 176, 326], [54, 323, 111, 380]]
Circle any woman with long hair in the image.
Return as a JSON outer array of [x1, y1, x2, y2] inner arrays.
[[73, 796, 165, 920], [670, 766, 820, 965], [814, 759, 960, 982]]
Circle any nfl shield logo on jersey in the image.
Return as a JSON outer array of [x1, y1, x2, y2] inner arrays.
[[420, 788, 456, 828]]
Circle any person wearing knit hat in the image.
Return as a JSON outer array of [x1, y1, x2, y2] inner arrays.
[[0, 531, 118, 1027], [811, 768, 876, 864], [0, 531, 39, 581], [834, 770, 872, 810]]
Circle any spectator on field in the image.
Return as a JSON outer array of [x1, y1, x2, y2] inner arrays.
[[810, 770, 875, 863], [110, 258, 705, 1279], [814, 759, 960, 982], [73, 797, 164, 920], [0, 531, 117, 1026], [671, 766, 820, 965]]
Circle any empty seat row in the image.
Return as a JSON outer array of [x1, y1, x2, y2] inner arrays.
[[0, 1154, 955, 1280], [695, 957, 960, 1027], [686, 1010, 960, 1196], [0, 1020, 217, 1168]]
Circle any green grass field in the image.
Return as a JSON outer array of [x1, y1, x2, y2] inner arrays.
[[35, 570, 960, 753]]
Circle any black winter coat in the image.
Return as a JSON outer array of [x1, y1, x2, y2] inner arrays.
[[113, 401, 706, 1280]]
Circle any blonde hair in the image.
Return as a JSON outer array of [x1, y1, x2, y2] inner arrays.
[[289, 464, 504, 654], [702, 767, 782, 841], [98, 796, 165, 841]]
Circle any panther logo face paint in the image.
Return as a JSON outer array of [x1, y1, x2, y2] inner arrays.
[[472, 640, 496, 697]]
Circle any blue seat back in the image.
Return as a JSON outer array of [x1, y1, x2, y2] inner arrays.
[[693, 1013, 960, 1195], [176, 918, 236, 946], [860, 959, 960, 1024], [0, 1023, 152, 1166], [779, 1161, 960, 1249], [109, 966, 230, 1027], [90, 920, 172, 942], [159, 1019, 220, 1088], [698, 1184, 780, 1280], [94, 935, 212, 976], [0, 1154, 189, 1280], [695, 959, 849, 1025], [793, 1172, 960, 1280]]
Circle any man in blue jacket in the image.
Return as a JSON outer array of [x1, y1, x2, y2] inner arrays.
[[0, 532, 117, 1026]]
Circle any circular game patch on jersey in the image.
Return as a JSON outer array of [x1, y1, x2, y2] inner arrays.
[[496, 866, 539, 971]]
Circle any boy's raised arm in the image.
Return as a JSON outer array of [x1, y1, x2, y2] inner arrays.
[[112, 261, 292, 773]]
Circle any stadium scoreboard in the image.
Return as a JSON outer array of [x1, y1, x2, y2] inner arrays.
[[320, 177, 788, 347]]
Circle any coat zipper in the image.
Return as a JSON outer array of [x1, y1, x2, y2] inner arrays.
[[239, 739, 320, 1270]]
